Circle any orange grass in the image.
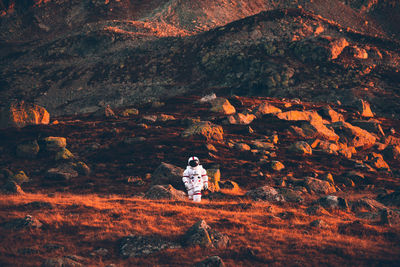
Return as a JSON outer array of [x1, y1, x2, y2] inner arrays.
[[0, 193, 399, 266]]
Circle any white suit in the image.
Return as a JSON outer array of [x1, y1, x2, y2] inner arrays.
[[182, 165, 208, 202]]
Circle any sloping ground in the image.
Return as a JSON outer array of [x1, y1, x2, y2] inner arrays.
[[0, 95, 400, 266]]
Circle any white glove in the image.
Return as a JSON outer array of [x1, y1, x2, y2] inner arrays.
[[203, 183, 208, 191]]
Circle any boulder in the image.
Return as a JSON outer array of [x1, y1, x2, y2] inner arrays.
[[355, 99, 374, 118], [293, 36, 349, 61], [276, 110, 322, 122], [279, 188, 304, 203], [120, 108, 139, 117], [195, 256, 225, 267], [319, 106, 344, 123], [2, 181, 24, 195], [227, 113, 256, 125], [250, 140, 276, 150], [253, 102, 281, 116], [43, 137, 67, 152], [210, 98, 236, 115], [305, 205, 329, 216], [318, 195, 349, 210], [182, 220, 230, 249], [329, 121, 376, 149], [351, 120, 384, 136], [367, 153, 390, 170], [151, 162, 185, 190], [11, 170, 29, 185], [55, 148, 75, 161], [0, 101, 50, 129], [2, 215, 42, 230], [46, 163, 78, 181], [16, 140, 40, 158], [246, 185, 284, 202], [119, 235, 181, 257], [144, 185, 186, 200], [270, 161, 285, 171], [234, 142, 251, 151], [182, 121, 224, 141], [288, 141, 312, 155], [305, 177, 336, 194], [207, 169, 221, 192]]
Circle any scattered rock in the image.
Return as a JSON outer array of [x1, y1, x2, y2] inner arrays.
[[234, 142, 251, 151], [55, 148, 75, 161], [2, 215, 42, 230], [383, 145, 400, 161], [306, 205, 329, 216], [318, 195, 349, 210], [151, 162, 185, 190], [207, 169, 221, 192], [2, 180, 24, 195], [351, 120, 384, 136], [0, 101, 50, 129], [119, 235, 181, 257], [367, 152, 390, 171], [144, 185, 186, 200], [246, 185, 284, 202], [288, 141, 312, 155], [210, 98, 236, 115], [253, 102, 281, 117], [41, 256, 84, 267], [293, 36, 349, 61], [219, 181, 240, 192], [120, 108, 139, 117], [182, 121, 224, 141], [355, 99, 373, 118], [44, 137, 67, 152], [310, 219, 329, 229], [73, 162, 91, 176], [228, 113, 256, 125], [270, 161, 285, 171], [250, 140, 275, 150], [46, 163, 79, 181], [182, 220, 230, 249], [11, 170, 29, 185], [351, 198, 388, 212], [279, 188, 304, 203], [305, 177, 336, 194], [329, 121, 376, 149], [16, 140, 40, 158], [319, 106, 344, 122], [195, 256, 225, 267]]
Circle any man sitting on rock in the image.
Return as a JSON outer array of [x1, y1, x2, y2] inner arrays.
[[182, 156, 208, 202]]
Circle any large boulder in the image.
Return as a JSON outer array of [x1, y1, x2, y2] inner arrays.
[[210, 98, 236, 115], [0, 101, 50, 129], [182, 121, 224, 141], [246, 185, 284, 202], [182, 220, 230, 249], [151, 162, 185, 190], [329, 121, 376, 149], [305, 177, 336, 195], [144, 185, 186, 200], [119, 235, 180, 257]]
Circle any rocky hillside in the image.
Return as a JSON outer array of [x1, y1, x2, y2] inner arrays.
[[0, 95, 399, 266], [0, 0, 399, 116]]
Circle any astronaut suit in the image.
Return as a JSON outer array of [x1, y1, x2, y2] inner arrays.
[[182, 156, 208, 202]]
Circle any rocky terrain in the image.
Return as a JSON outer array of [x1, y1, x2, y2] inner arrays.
[[0, 0, 400, 266]]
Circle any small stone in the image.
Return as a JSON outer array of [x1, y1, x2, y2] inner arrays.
[[144, 184, 186, 200], [206, 144, 218, 152], [305, 177, 336, 194], [11, 170, 29, 185], [288, 141, 312, 155], [356, 99, 374, 118], [310, 219, 329, 229], [210, 98, 236, 115], [234, 143, 251, 151], [120, 108, 139, 117], [55, 148, 74, 161], [44, 137, 67, 152], [73, 162, 91, 175], [270, 161, 285, 171]]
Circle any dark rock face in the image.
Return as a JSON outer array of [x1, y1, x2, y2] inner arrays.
[[119, 235, 181, 257]]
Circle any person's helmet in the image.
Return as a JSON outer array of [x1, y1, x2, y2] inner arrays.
[[188, 156, 200, 167]]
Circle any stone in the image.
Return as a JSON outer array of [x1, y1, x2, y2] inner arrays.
[[288, 141, 312, 155], [210, 98, 236, 115], [207, 169, 221, 192], [310, 219, 329, 229], [158, 114, 176, 121], [142, 115, 158, 122], [250, 140, 275, 150], [306, 205, 329, 216], [329, 121, 376, 149], [46, 163, 79, 181], [319, 106, 344, 122], [2, 215, 42, 229], [120, 108, 139, 117], [234, 142, 251, 151], [55, 148, 75, 161], [276, 110, 322, 122], [351, 198, 388, 213], [195, 256, 225, 267], [318, 195, 349, 210], [368, 153, 390, 170], [119, 235, 181, 257], [182, 121, 224, 141], [246, 185, 284, 202], [2, 181, 24, 195], [270, 161, 285, 171], [73, 162, 91, 176], [228, 113, 256, 125], [183, 220, 230, 249], [151, 162, 185, 190], [144, 185, 186, 200], [0, 101, 50, 129], [253, 102, 281, 116], [293, 36, 349, 61], [350, 46, 368, 59], [41, 256, 84, 267], [320, 173, 335, 184], [206, 143, 218, 152], [279, 188, 304, 203], [44, 137, 67, 152], [105, 105, 116, 118], [305, 177, 336, 194], [351, 120, 385, 136], [16, 140, 40, 158], [11, 170, 29, 185], [355, 99, 374, 118], [219, 181, 240, 192]]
